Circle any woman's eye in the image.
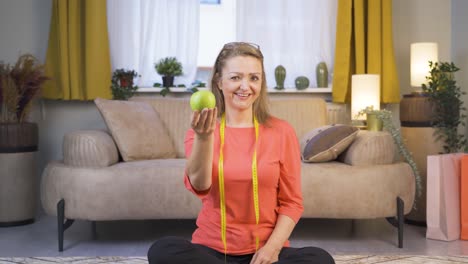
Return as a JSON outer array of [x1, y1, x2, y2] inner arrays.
[[251, 76, 260, 81], [231, 76, 240, 81]]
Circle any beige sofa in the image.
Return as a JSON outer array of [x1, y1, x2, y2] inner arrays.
[[40, 96, 415, 251]]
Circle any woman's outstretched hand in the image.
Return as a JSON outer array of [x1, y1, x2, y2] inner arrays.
[[191, 107, 218, 138]]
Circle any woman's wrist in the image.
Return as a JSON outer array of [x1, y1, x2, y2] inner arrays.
[[264, 239, 283, 252], [194, 133, 214, 141]]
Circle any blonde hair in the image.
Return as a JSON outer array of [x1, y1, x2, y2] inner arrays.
[[210, 42, 270, 124]]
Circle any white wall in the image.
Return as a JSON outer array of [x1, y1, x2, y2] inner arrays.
[[393, 0, 452, 96], [0, 0, 51, 63], [452, 0, 468, 136]]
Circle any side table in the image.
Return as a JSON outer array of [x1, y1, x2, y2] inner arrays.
[[400, 93, 443, 226]]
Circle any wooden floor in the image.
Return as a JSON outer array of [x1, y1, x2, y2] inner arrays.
[[0, 215, 467, 257]]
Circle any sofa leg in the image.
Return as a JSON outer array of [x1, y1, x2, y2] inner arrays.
[[397, 197, 404, 248], [57, 199, 75, 252], [385, 197, 404, 248]]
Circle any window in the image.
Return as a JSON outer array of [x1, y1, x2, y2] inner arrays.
[[197, 0, 337, 88], [198, 0, 236, 68], [108, 0, 337, 88]]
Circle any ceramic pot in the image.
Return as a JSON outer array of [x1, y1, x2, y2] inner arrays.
[[162, 76, 174, 88], [295, 76, 310, 90], [119, 76, 133, 87], [366, 114, 383, 131], [274, 65, 286, 90], [316, 62, 328, 88]]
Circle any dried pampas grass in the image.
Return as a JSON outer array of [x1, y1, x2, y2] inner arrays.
[[0, 54, 49, 123]]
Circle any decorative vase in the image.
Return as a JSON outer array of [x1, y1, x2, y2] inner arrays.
[[316, 62, 328, 88], [366, 114, 383, 131], [295, 76, 310, 90], [0, 122, 38, 227], [119, 76, 133, 88], [162, 76, 174, 88], [274, 65, 286, 90]]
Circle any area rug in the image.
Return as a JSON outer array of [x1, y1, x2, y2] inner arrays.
[[0, 255, 468, 264]]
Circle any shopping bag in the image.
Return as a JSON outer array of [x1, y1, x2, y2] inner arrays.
[[460, 155, 468, 240], [426, 153, 464, 241]]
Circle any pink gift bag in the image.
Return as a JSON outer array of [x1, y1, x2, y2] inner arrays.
[[426, 153, 464, 241]]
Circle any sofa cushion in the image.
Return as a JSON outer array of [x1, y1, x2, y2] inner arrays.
[[133, 97, 193, 158], [339, 130, 396, 165], [300, 124, 359, 162], [94, 98, 176, 161], [63, 130, 119, 167]]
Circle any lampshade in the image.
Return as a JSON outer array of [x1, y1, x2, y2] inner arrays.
[[351, 74, 380, 120], [410, 42, 438, 87]]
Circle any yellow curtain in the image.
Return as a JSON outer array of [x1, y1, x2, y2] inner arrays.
[[43, 0, 112, 100], [332, 0, 400, 104]]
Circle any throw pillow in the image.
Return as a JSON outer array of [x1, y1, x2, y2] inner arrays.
[[300, 124, 359, 163], [94, 98, 176, 161]]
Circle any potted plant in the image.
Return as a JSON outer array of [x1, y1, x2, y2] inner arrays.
[[357, 107, 422, 203], [154, 57, 183, 96], [422, 61, 467, 153], [111, 69, 139, 100], [0, 54, 49, 226]]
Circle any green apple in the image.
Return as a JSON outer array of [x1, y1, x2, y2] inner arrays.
[[190, 90, 216, 111]]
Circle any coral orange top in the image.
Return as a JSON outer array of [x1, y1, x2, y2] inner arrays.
[[184, 117, 304, 255]]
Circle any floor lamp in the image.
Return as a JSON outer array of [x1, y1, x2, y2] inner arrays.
[[401, 42, 444, 226]]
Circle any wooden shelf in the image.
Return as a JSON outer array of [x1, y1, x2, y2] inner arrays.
[[137, 87, 332, 94]]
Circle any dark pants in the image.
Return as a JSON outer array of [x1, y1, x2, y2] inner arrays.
[[147, 236, 335, 264]]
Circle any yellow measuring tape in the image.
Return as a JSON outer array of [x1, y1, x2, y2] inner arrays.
[[218, 113, 260, 255]]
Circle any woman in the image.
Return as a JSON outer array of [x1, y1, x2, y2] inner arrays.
[[148, 42, 334, 264]]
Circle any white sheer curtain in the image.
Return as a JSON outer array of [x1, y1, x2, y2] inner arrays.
[[107, 0, 199, 87], [236, 0, 337, 89]]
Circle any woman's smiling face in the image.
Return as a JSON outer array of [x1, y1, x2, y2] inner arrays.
[[218, 55, 263, 113]]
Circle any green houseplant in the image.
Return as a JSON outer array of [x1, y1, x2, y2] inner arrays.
[[111, 69, 139, 100], [0, 54, 49, 226], [154, 57, 183, 96], [420, 62, 467, 233], [357, 107, 422, 203], [422, 61, 467, 153]]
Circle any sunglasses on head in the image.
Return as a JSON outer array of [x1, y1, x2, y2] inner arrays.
[[222, 42, 260, 50]]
